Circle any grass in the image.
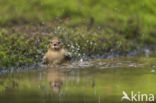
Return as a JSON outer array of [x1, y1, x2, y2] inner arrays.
[[0, 0, 156, 44]]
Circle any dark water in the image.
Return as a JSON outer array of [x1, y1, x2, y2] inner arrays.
[[0, 57, 156, 103]]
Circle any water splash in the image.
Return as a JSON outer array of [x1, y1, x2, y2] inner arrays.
[[144, 49, 150, 57]]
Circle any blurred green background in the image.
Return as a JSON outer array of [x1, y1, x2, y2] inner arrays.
[[0, 0, 156, 68], [0, 0, 156, 34]]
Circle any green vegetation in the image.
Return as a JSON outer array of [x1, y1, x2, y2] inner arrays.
[[0, 0, 156, 68], [0, 26, 145, 68], [0, 30, 50, 68], [0, 0, 156, 36]]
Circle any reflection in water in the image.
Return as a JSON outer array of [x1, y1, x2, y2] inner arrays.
[[47, 67, 65, 94]]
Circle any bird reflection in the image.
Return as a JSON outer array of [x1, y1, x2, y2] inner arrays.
[[47, 67, 66, 94]]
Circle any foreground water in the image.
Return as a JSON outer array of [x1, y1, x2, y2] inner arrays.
[[0, 57, 156, 103]]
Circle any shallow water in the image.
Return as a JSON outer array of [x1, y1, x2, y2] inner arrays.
[[0, 57, 156, 103]]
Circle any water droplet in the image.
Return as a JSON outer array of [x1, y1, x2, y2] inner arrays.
[[144, 49, 150, 57], [80, 58, 83, 63], [57, 26, 60, 30], [151, 69, 155, 72]]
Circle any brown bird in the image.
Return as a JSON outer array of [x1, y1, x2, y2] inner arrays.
[[42, 37, 71, 65]]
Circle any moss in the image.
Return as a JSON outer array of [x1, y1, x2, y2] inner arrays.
[[0, 31, 49, 68]]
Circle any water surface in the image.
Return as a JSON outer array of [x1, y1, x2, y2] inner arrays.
[[0, 57, 156, 103]]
